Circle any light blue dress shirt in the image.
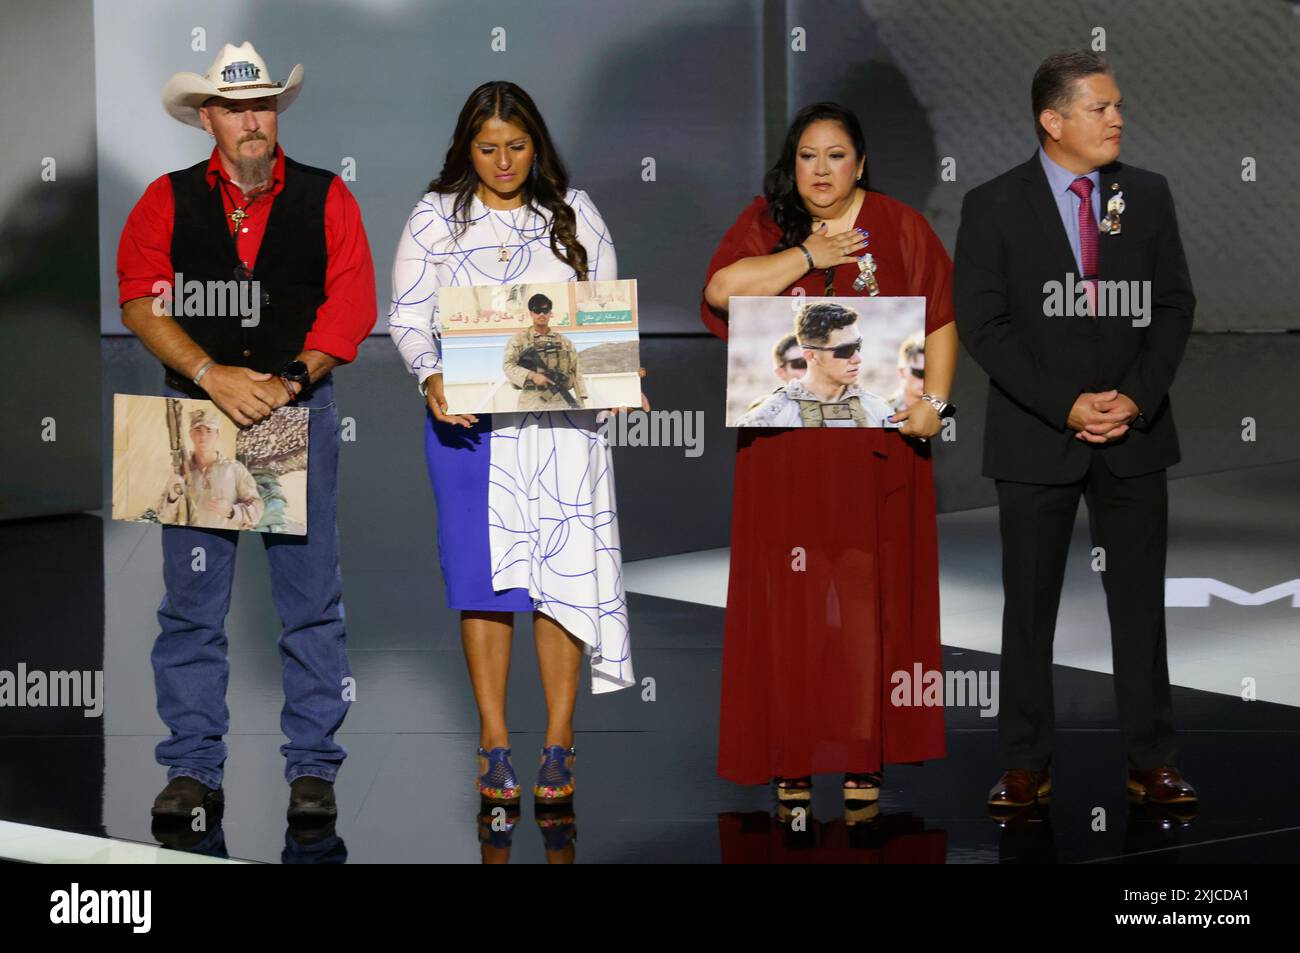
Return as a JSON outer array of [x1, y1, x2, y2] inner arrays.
[[1038, 148, 1101, 275]]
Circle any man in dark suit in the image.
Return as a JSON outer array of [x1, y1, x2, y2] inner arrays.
[[954, 50, 1197, 809]]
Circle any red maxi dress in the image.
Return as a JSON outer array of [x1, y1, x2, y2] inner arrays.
[[701, 191, 952, 784]]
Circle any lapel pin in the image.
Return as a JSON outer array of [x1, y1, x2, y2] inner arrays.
[[1102, 189, 1124, 235]]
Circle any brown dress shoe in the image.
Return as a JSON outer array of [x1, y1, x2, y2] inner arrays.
[[988, 768, 1052, 807], [1127, 766, 1198, 804]]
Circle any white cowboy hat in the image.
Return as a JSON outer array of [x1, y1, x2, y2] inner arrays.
[[161, 41, 303, 129]]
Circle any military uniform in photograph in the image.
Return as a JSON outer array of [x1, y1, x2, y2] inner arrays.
[[736, 377, 895, 428], [502, 327, 588, 410], [155, 410, 264, 530]]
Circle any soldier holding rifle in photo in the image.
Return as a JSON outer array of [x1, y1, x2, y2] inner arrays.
[[502, 293, 588, 410]]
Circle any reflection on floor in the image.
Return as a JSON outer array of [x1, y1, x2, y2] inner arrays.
[[3, 445, 1297, 862], [627, 462, 1300, 707]]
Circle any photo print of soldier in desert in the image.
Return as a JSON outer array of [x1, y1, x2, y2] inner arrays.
[[112, 395, 310, 535], [439, 279, 641, 414]]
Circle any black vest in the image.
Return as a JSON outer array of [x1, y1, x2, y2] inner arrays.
[[165, 155, 331, 397]]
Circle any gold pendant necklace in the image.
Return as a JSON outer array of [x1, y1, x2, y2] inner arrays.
[[483, 201, 521, 263], [221, 179, 257, 230]]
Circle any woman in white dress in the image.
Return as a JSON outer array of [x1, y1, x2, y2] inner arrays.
[[388, 81, 634, 805]]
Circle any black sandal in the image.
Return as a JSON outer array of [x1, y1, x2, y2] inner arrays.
[[774, 775, 813, 803], [843, 771, 882, 803]]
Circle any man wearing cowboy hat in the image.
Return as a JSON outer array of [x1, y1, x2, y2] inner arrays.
[[117, 41, 376, 823]]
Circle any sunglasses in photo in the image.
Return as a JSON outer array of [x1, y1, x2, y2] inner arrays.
[[801, 337, 862, 360]]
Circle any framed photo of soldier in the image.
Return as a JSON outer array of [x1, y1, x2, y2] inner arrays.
[[111, 394, 310, 535], [725, 296, 928, 428], [439, 278, 642, 414]]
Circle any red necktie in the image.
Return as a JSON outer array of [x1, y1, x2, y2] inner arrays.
[[1068, 176, 1098, 317]]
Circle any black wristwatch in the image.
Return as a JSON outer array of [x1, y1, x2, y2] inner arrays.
[[280, 359, 310, 395], [921, 393, 957, 418]]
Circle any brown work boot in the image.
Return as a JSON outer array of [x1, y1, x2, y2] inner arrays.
[[151, 776, 223, 819], [288, 776, 338, 821]]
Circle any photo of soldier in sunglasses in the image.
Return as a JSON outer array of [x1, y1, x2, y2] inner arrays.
[[735, 301, 895, 428]]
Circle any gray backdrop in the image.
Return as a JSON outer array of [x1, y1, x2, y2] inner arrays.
[[0, 0, 100, 519], [95, 0, 1299, 336], [5, 0, 1295, 531]]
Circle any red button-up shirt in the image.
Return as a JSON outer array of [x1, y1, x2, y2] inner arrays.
[[117, 145, 376, 362]]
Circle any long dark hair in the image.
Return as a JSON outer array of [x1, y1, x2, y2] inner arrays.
[[763, 102, 873, 253], [426, 81, 588, 278]]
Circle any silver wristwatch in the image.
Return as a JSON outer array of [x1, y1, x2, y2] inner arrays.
[[921, 393, 956, 418]]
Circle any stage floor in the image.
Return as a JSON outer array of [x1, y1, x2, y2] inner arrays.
[[2, 462, 1296, 863]]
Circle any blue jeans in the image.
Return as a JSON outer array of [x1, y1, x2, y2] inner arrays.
[[152, 375, 350, 787]]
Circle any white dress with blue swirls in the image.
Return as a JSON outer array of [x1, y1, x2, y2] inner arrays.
[[388, 188, 633, 693]]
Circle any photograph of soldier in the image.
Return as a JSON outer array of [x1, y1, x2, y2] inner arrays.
[[743, 332, 808, 412], [736, 301, 894, 427], [773, 332, 808, 384], [502, 292, 589, 410], [886, 331, 926, 415], [155, 407, 264, 530], [113, 394, 310, 535]]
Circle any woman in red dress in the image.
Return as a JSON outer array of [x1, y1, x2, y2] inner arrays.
[[701, 102, 957, 802]]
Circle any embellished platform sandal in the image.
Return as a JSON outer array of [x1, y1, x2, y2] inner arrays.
[[534, 744, 576, 802], [477, 746, 522, 803], [535, 809, 577, 856], [477, 803, 520, 851]]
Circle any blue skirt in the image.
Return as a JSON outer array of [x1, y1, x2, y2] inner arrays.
[[423, 411, 535, 612]]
